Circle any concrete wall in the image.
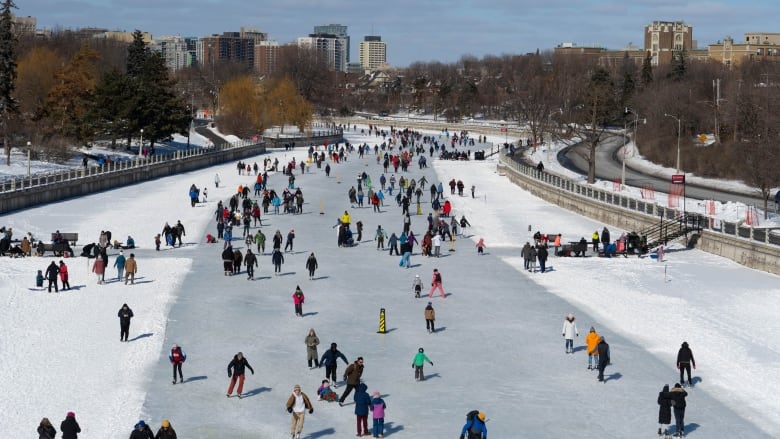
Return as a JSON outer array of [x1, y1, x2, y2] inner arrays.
[[497, 162, 780, 275], [0, 144, 266, 215]]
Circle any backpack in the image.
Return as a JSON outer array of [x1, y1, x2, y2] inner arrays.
[[465, 410, 481, 434], [434, 272, 442, 283]]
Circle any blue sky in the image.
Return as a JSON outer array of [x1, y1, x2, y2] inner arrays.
[[16, 0, 779, 66]]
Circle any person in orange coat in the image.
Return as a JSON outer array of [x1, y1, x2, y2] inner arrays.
[[553, 234, 562, 256], [585, 327, 601, 370], [59, 260, 71, 290]]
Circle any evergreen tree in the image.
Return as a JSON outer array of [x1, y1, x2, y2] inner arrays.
[[671, 49, 687, 81], [619, 52, 636, 109], [640, 51, 653, 86], [0, 0, 18, 165], [90, 69, 133, 148]]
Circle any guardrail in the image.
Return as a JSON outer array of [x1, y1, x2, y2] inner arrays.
[[498, 153, 780, 247], [0, 138, 258, 194]]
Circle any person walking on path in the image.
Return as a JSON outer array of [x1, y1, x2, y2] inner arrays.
[[37, 417, 56, 439], [124, 253, 138, 284], [585, 327, 601, 370], [285, 229, 296, 252], [521, 242, 532, 271], [255, 229, 266, 254], [590, 336, 611, 382], [528, 245, 538, 273], [370, 391, 387, 438], [665, 383, 688, 437], [292, 286, 305, 317], [244, 248, 258, 280], [412, 347, 433, 381], [272, 249, 285, 275], [118, 303, 133, 342], [413, 274, 423, 298], [592, 230, 600, 253], [657, 384, 673, 436], [475, 238, 486, 255], [285, 384, 313, 439], [169, 344, 186, 384], [424, 302, 436, 333], [537, 245, 548, 273], [676, 342, 696, 387], [60, 412, 81, 439], [353, 383, 372, 437], [319, 342, 348, 386], [305, 252, 318, 280], [375, 225, 387, 250], [305, 329, 319, 368], [155, 419, 176, 438], [339, 357, 365, 406], [387, 232, 398, 255], [562, 313, 579, 354], [45, 261, 60, 292], [130, 420, 154, 439], [114, 250, 126, 281], [226, 352, 255, 398], [58, 260, 70, 290], [91, 254, 105, 285], [428, 269, 445, 298]]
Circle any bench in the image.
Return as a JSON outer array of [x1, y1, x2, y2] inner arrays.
[[40, 242, 72, 257], [51, 233, 79, 246], [559, 241, 588, 257]]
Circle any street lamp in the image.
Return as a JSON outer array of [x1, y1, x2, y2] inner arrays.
[[621, 109, 646, 190], [26, 141, 31, 178], [138, 129, 144, 157], [664, 113, 682, 173]]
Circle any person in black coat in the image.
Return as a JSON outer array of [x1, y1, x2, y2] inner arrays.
[[118, 303, 134, 342], [272, 249, 285, 274], [129, 420, 154, 439], [657, 384, 672, 435], [60, 412, 80, 439], [226, 352, 255, 398], [306, 252, 318, 280], [589, 336, 611, 382], [537, 245, 549, 273], [319, 342, 348, 386], [45, 261, 60, 293], [665, 383, 688, 437], [37, 417, 56, 439], [676, 342, 696, 387]]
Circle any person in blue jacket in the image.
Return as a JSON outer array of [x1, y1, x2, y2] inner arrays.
[[353, 383, 371, 437], [460, 410, 487, 439]]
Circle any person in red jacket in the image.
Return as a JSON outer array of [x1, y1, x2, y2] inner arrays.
[[428, 268, 445, 299], [292, 286, 305, 317], [169, 344, 187, 384], [59, 260, 71, 290]]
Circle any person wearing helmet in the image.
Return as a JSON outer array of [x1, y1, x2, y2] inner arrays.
[[424, 302, 436, 333], [412, 274, 422, 298], [412, 347, 433, 381], [460, 410, 487, 439]]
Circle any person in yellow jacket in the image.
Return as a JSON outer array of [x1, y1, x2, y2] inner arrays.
[[591, 231, 600, 253], [585, 326, 600, 370], [124, 253, 138, 285], [340, 210, 351, 227]]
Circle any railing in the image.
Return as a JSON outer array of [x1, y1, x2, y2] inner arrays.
[[0, 137, 258, 194], [641, 214, 707, 248], [498, 153, 780, 248]]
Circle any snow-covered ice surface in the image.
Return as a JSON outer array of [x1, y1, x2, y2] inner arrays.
[[0, 126, 778, 438]]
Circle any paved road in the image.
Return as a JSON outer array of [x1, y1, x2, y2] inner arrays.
[[560, 134, 768, 207]]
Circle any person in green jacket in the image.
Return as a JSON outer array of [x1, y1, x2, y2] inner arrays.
[[254, 230, 266, 254], [412, 347, 433, 381]]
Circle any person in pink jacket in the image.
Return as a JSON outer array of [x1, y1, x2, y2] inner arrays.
[[92, 257, 106, 285], [428, 268, 445, 299], [292, 286, 305, 317], [370, 391, 387, 438], [476, 238, 486, 255]]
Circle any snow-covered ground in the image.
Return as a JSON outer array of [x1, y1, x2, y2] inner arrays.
[[0, 125, 778, 438]]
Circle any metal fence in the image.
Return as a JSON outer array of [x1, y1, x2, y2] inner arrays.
[[0, 138, 258, 194], [498, 153, 780, 247]]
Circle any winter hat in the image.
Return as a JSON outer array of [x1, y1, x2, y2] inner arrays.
[[427, 301, 432, 305], [136, 420, 146, 429], [682, 341, 689, 347], [331, 342, 337, 349], [161, 420, 170, 428], [590, 327, 595, 332], [567, 313, 574, 319], [418, 347, 424, 353], [119, 250, 123, 255], [415, 274, 420, 278], [674, 383, 682, 388], [66, 411, 75, 418], [372, 391, 380, 397], [294, 384, 301, 391], [477, 412, 486, 421]]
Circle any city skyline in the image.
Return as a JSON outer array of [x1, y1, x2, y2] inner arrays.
[[15, 0, 779, 67]]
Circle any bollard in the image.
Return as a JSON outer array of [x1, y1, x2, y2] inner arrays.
[[319, 200, 324, 215], [528, 225, 532, 232], [416, 202, 422, 215], [377, 308, 387, 334]]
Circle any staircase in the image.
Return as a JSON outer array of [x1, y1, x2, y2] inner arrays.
[[640, 214, 706, 249]]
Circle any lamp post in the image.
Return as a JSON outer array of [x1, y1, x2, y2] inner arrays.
[[664, 113, 682, 173], [26, 141, 31, 179], [138, 129, 144, 158]]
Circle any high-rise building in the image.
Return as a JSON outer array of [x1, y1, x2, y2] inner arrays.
[[644, 21, 693, 65], [153, 35, 192, 72], [254, 40, 280, 76], [298, 34, 348, 72], [196, 28, 267, 68], [359, 35, 386, 72], [314, 24, 349, 63]]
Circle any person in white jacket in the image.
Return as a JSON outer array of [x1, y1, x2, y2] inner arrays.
[[562, 313, 579, 354], [432, 233, 442, 258]]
